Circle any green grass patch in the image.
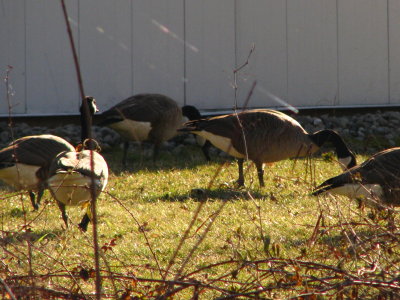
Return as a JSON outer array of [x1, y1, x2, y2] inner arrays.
[[0, 147, 398, 298]]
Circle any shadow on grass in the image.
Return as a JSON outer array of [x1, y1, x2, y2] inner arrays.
[[101, 144, 231, 175], [0, 228, 63, 246], [146, 186, 267, 203]]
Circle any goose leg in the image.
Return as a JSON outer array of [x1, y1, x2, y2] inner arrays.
[[122, 141, 129, 167], [29, 191, 38, 210], [237, 158, 245, 187], [57, 201, 69, 228], [201, 141, 211, 161], [78, 214, 91, 232], [36, 186, 45, 209], [255, 162, 265, 187], [153, 143, 160, 162]]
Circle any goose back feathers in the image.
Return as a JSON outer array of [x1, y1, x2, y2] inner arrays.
[[0, 134, 75, 209], [99, 93, 182, 143], [313, 147, 400, 207], [180, 109, 356, 186], [98, 93, 183, 164]]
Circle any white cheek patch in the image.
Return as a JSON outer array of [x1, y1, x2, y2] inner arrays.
[[181, 116, 189, 124], [328, 183, 384, 206], [0, 164, 40, 190], [338, 156, 353, 170], [110, 119, 152, 141], [195, 135, 206, 147], [195, 131, 245, 158]]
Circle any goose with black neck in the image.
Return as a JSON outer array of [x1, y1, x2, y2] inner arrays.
[[179, 109, 356, 187], [47, 96, 109, 231]]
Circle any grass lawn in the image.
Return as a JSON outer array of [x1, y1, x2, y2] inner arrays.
[[0, 144, 399, 299]]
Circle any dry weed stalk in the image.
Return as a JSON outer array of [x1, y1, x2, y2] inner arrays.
[[1, 9, 399, 300]]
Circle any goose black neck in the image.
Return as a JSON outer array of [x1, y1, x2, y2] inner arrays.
[[80, 101, 93, 149], [310, 129, 352, 158], [182, 105, 202, 120]]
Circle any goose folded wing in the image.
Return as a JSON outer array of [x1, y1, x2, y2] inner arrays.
[[51, 151, 106, 180], [0, 135, 74, 168], [100, 94, 177, 124]]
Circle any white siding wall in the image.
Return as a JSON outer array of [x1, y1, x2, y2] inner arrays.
[[0, 1, 399, 116], [338, 0, 389, 105], [0, 0, 26, 114], [236, 0, 287, 109], [131, 0, 184, 105]]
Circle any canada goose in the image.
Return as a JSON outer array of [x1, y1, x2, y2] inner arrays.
[[312, 147, 400, 208], [47, 97, 109, 231], [181, 105, 212, 161], [0, 134, 75, 210], [179, 109, 356, 187], [97, 93, 186, 166]]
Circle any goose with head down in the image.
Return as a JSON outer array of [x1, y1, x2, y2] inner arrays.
[[181, 105, 212, 161], [0, 134, 75, 210], [312, 147, 400, 208], [98, 93, 184, 166], [179, 109, 356, 187]]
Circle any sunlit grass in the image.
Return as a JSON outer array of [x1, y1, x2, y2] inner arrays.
[[0, 146, 398, 298]]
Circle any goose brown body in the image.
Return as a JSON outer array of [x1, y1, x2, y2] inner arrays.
[[313, 147, 400, 207], [0, 134, 75, 209], [180, 109, 356, 186], [194, 110, 318, 162], [47, 150, 108, 206], [98, 93, 183, 164], [47, 97, 109, 231]]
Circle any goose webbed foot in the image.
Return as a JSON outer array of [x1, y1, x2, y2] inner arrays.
[[29, 191, 39, 211], [236, 178, 245, 187], [78, 214, 91, 232], [202, 141, 212, 161], [255, 162, 265, 187], [236, 158, 245, 187], [57, 202, 69, 228], [122, 141, 129, 168]]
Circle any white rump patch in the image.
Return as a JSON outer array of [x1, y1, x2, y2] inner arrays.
[[0, 164, 40, 190], [110, 119, 152, 141], [47, 172, 103, 206], [196, 131, 245, 158]]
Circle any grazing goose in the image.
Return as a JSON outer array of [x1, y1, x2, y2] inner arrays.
[[179, 109, 356, 187], [47, 97, 109, 231], [97, 93, 185, 166], [312, 147, 400, 208], [181, 105, 212, 161], [0, 134, 75, 210]]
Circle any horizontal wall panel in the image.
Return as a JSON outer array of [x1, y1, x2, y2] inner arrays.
[[131, 0, 184, 106], [185, 0, 236, 110], [25, 0, 79, 114], [389, 0, 400, 104], [235, 0, 287, 109], [1, 2, 400, 116], [80, 0, 132, 112], [338, 0, 389, 106], [287, 0, 338, 107], [0, 0, 26, 115]]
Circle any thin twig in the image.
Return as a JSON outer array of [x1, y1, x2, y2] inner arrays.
[[0, 277, 17, 300], [60, 1, 101, 298], [106, 191, 163, 278]]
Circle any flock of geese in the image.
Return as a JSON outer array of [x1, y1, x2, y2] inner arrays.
[[0, 93, 398, 231]]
